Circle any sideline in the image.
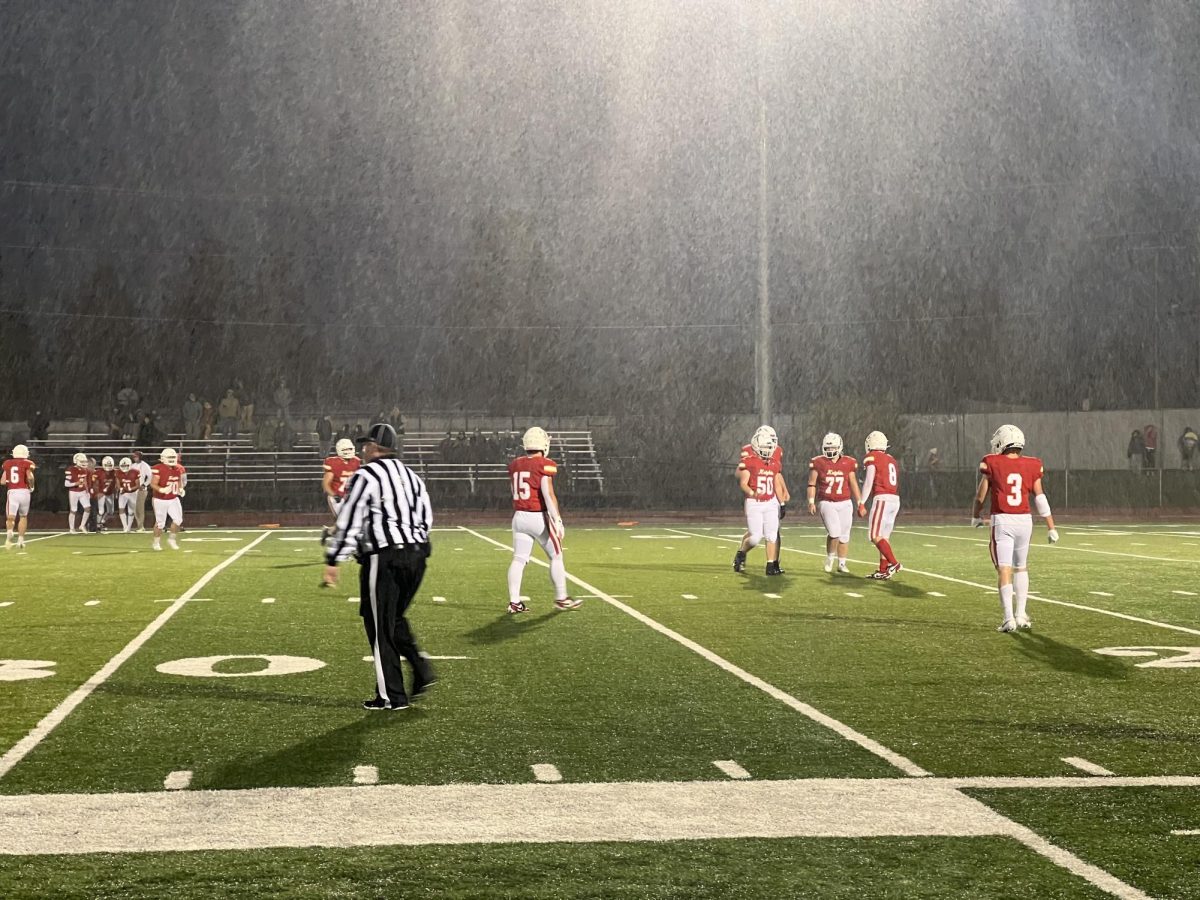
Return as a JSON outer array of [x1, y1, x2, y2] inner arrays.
[[0, 530, 273, 780]]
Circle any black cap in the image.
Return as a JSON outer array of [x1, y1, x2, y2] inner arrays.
[[356, 422, 397, 449]]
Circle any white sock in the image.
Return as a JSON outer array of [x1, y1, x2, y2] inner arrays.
[[507, 558, 526, 603], [1014, 571, 1029, 619], [68, 514, 75, 531], [999, 584, 1015, 622], [826, 553, 836, 564], [549, 555, 568, 600]]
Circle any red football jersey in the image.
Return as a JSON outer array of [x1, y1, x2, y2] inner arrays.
[[2, 458, 35, 491], [862, 451, 900, 497], [91, 469, 116, 496], [65, 465, 89, 491], [980, 453, 1044, 516], [151, 463, 187, 500], [738, 453, 782, 502], [509, 455, 558, 513], [810, 455, 858, 501], [116, 470, 141, 493], [323, 456, 362, 498]]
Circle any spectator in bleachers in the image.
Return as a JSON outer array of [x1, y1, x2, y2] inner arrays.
[[1127, 430, 1145, 472], [200, 401, 215, 439], [27, 410, 49, 442], [273, 378, 292, 429], [116, 382, 139, 420], [274, 419, 294, 451], [1180, 427, 1198, 472], [217, 389, 241, 440], [437, 431, 453, 459], [121, 407, 138, 440], [390, 408, 405, 437], [182, 394, 203, 440], [234, 379, 255, 431], [316, 415, 333, 458], [106, 408, 123, 440], [137, 413, 157, 448], [255, 417, 276, 451], [337, 422, 353, 443]]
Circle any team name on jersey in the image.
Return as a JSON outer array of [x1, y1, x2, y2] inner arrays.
[[739, 454, 781, 501]]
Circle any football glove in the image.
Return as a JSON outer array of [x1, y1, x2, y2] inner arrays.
[[1047, 528, 1059, 544], [778, 503, 787, 520], [971, 517, 985, 528]]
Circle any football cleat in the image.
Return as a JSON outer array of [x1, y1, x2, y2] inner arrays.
[[733, 550, 747, 573], [362, 697, 409, 711], [554, 597, 583, 610], [823, 558, 834, 574], [1016, 615, 1033, 630], [885, 562, 903, 578], [507, 600, 528, 614], [765, 560, 784, 576], [997, 619, 1017, 633], [837, 563, 850, 574], [867, 571, 889, 580], [152, 540, 162, 551]]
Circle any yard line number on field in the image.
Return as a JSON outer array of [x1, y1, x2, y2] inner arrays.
[[0, 530, 272, 781]]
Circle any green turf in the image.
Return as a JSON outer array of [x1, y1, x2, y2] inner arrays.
[[0, 836, 1113, 899], [1, 521, 1198, 897]]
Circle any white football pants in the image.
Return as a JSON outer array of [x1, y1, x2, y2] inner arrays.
[[743, 497, 781, 546], [6, 489, 31, 518], [989, 513, 1033, 569], [508, 510, 567, 602], [153, 497, 184, 530], [819, 499, 854, 543], [867, 495, 900, 541]]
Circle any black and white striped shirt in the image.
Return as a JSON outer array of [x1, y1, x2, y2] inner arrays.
[[325, 455, 432, 563]]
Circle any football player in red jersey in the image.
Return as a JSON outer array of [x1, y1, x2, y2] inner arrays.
[[115, 457, 141, 532], [64, 452, 92, 534], [3, 444, 36, 549], [806, 432, 864, 574], [150, 447, 187, 551], [506, 426, 580, 613], [971, 424, 1059, 633], [732, 426, 790, 576], [94, 456, 118, 533], [321, 438, 362, 543], [860, 431, 903, 580]]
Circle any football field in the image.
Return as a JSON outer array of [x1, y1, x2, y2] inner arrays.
[[1, 521, 1198, 898]]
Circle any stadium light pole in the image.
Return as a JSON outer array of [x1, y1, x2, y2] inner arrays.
[[754, 3, 772, 425]]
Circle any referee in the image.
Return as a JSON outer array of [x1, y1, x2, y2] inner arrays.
[[323, 423, 436, 711]]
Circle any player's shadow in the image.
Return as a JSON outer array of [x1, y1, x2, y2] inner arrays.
[[1010, 632, 1129, 680], [877, 581, 927, 599], [271, 562, 321, 569], [95, 678, 350, 710], [464, 610, 558, 645], [199, 713, 404, 790]]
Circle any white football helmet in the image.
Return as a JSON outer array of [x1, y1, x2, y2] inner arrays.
[[101, 456, 114, 471], [118, 457, 132, 472], [522, 426, 550, 453], [750, 425, 778, 461], [864, 431, 888, 453], [822, 432, 844, 460], [72, 452, 88, 467], [335, 438, 356, 460], [990, 424, 1025, 455], [160, 448, 179, 466], [12, 444, 29, 459]]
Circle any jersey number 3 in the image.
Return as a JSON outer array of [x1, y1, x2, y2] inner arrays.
[[1006, 473, 1022, 508]]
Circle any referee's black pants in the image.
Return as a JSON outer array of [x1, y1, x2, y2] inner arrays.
[[359, 546, 434, 706]]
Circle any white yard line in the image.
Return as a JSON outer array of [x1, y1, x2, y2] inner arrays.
[[0, 530, 272, 781], [713, 760, 752, 780], [1061, 757, 1116, 777], [163, 770, 192, 791], [670, 529, 1200, 638], [532, 764, 562, 783], [353, 766, 378, 786], [460, 527, 930, 778], [1173, 830, 1200, 836], [19, 532, 71, 544], [897, 529, 1198, 565]]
